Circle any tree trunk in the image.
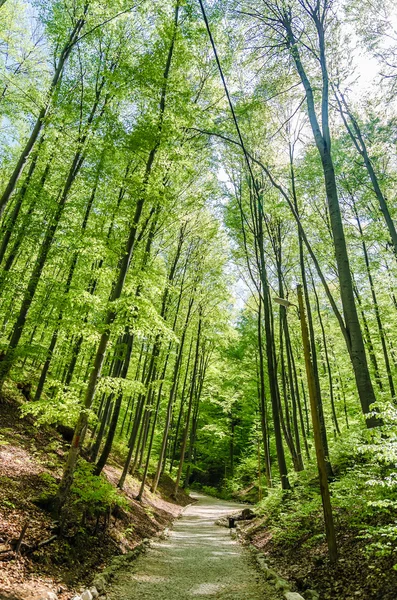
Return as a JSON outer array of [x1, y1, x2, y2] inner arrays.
[[312, 279, 341, 435], [336, 89, 397, 256], [169, 336, 194, 474], [151, 294, 194, 494], [56, 3, 181, 511], [172, 312, 202, 498], [257, 293, 272, 487], [285, 13, 377, 426], [353, 202, 395, 398], [0, 4, 89, 216]]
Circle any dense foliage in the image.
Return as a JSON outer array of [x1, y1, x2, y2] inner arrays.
[[1, 0, 397, 594]]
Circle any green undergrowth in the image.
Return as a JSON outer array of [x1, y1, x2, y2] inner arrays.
[[0, 395, 190, 593], [190, 483, 234, 500], [261, 419, 396, 554], [211, 403, 397, 566], [230, 403, 397, 599], [190, 455, 262, 503], [34, 462, 129, 526]]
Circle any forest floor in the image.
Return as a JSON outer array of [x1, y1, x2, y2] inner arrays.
[[238, 507, 397, 600], [0, 393, 191, 600], [107, 492, 282, 600]]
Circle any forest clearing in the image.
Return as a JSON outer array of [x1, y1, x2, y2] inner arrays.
[[1, 0, 397, 599]]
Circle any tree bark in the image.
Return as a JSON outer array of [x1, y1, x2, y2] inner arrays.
[[0, 4, 89, 216], [336, 89, 397, 256], [284, 10, 377, 425], [257, 293, 272, 487], [172, 312, 202, 498]]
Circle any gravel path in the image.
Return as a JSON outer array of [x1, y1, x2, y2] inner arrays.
[[107, 492, 280, 599]]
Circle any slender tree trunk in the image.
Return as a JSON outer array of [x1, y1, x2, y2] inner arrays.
[[312, 279, 341, 435], [0, 152, 54, 289], [118, 347, 156, 489], [137, 341, 175, 499], [183, 348, 209, 488], [289, 337, 310, 460], [172, 313, 202, 498], [353, 203, 395, 397], [283, 316, 304, 469], [278, 297, 297, 466], [297, 283, 337, 563], [336, 89, 397, 256], [120, 344, 145, 438], [0, 136, 44, 265], [94, 212, 160, 476], [285, 14, 377, 425], [238, 183, 289, 489], [151, 294, 194, 494], [90, 394, 114, 462], [0, 5, 89, 216], [56, 3, 181, 511], [257, 293, 272, 486], [353, 283, 383, 391], [256, 210, 290, 489], [169, 337, 193, 474], [131, 385, 155, 475], [134, 224, 188, 494]]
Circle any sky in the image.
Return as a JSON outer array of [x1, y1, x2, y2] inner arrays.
[[214, 0, 397, 312]]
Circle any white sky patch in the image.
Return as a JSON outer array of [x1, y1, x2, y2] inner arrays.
[[218, 2, 397, 311]]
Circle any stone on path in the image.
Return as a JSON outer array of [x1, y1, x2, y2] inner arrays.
[[284, 593, 306, 600]]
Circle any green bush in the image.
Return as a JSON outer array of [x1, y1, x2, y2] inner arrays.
[[249, 403, 397, 557], [71, 461, 128, 518]]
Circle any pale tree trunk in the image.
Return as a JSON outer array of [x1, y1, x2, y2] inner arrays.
[[183, 347, 210, 488], [117, 346, 153, 489], [137, 341, 174, 499], [352, 200, 395, 398], [0, 151, 54, 289], [287, 332, 310, 460], [137, 228, 187, 498], [255, 202, 290, 489], [312, 277, 341, 435], [283, 314, 305, 468], [353, 282, 383, 391], [94, 211, 160, 476], [290, 144, 332, 471], [151, 292, 195, 494], [236, 180, 289, 489], [0, 135, 44, 265], [336, 89, 397, 256], [283, 8, 377, 425], [271, 222, 303, 471], [169, 337, 194, 474]]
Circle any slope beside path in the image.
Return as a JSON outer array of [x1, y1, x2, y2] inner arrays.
[[107, 492, 281, 600]]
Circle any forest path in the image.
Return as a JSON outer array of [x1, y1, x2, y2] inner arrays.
[[107, 492, 280, 599]]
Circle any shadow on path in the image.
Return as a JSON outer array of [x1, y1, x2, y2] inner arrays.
[[107, 492, 280, 599]]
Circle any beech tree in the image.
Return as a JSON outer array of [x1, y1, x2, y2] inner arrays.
[[1, 2, 397, 562]]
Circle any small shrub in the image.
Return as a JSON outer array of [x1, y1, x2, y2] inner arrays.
[[70, 460, 128, 520]]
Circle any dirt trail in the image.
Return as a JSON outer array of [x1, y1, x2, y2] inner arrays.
[[107, 492, 280, 599]]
